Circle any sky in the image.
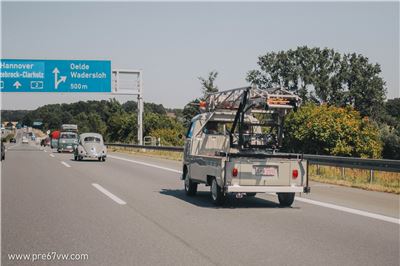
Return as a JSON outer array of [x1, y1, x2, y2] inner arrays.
[[1, 1, 399, 110]]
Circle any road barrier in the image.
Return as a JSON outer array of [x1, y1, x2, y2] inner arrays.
[[105, 143, 400, 173]]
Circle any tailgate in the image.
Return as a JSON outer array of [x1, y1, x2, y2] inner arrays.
[[227, 158, 306, 186]]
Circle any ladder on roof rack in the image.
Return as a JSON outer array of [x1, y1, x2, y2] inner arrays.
[[202, 86, 301, 113]]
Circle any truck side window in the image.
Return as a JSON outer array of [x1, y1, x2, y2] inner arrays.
[[186, 122, 195, 138]]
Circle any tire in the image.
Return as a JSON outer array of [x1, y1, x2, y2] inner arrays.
[[246, 193, 257, 197], [210, 178, 225, 206], [184, 171, 197, 196], [74, 155, 77, 161], [277, 192, 295, 207], [98, 157, 102, 161], [102, 157, 106, 162]]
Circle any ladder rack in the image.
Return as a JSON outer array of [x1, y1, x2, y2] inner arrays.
[[202, 86, 301, 113]]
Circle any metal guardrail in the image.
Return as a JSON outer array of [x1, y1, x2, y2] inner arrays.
[[303, 154, 400, 172], [105, 143, 400, 172], [105, 143, 184, 152]]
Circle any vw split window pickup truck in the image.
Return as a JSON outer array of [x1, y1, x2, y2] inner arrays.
[[182, 86, 310, 206]]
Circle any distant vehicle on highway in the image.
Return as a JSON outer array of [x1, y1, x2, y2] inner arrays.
[[10, 138, 16, 143], [40, 137, 50, 147], [22, 136, 29, 144], [50, 130, 60, 149], [1, 141, 5, 161], [57, 124, 78, 153], [58, 132, 78, 153], [74, 133, 107, 161]]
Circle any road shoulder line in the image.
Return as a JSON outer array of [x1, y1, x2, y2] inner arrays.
[[295, 197, 400, 224], [108, 155, 182, 174]]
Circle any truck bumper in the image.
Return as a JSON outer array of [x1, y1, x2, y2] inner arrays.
[[227, 185, 309, 193]]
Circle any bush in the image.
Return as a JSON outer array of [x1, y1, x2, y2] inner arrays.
[[284, 104, 383, 158], [381, 125, 400, 160], [149, 128, 184, 146]]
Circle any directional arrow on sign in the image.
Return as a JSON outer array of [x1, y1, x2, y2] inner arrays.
[[13, 81, 22, 89], [52, 68, 67, 89]]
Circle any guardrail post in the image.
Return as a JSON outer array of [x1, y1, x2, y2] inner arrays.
[[341, 167, 345, 179], [369, 169, 374, 184]]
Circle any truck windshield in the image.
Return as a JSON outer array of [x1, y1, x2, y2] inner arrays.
[[60, 133, 77, 139]]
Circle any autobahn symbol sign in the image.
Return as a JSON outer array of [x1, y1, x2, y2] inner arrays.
[[0, 59, 111, 92]]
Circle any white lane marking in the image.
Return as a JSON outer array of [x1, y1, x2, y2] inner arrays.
[[44, 150, 47, 153], [61, 161, 71, 168], [295, 197, 400, 225], [49, 154, 55, 158], [108, 155, 182, 174], [92, 183, 126, 205]]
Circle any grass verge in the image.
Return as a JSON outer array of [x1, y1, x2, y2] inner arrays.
[[109, 147, 183, 161], [309, 165, 400, 194]]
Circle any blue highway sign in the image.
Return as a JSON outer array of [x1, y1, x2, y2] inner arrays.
[[0, 59, 111, 92]]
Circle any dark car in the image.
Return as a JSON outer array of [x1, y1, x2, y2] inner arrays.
[[10, 138, 16, 143], [1, 141, 5, 161], [40, 137, 50, 147]]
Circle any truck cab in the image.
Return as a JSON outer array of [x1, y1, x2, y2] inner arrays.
[[182, 86, 310, 206]]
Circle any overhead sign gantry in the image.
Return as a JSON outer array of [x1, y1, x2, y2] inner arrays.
[[0, 59, 111, 92], [0, 59, 143, 145]]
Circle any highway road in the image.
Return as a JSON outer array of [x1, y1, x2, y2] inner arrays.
[[2, 137, 399, 265]]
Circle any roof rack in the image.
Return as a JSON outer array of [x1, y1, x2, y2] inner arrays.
[[202, 86, 301, 113]]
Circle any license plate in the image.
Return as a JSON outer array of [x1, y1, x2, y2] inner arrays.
[[254, 166, 277, 176]]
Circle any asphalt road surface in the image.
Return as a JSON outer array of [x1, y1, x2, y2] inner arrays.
[[2, 138, 399, 266]]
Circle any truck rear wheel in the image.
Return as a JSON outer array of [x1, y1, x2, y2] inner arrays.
[[211, 178, 225, 206], [184, 173, 197, 196], [277, 192, 295, 207]]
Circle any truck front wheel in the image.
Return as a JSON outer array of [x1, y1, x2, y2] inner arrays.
[[211, 178, 225, 206], [184, 173, 197, 196], [277, 192, 295, 207]]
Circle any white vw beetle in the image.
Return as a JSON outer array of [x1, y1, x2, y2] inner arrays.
[[74, 133, 107, 161]]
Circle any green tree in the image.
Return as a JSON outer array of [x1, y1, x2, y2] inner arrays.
[[182, 71, 220, 126], [149, 127, 185, 146], [86, 113, 107, 135], [247, 46, 386, 119], [380, 125, 400, 160], [182, 99, 200, 127], [385, 98, 400, 119], [198, 71, 219, 97], [283, 104, 383, 158], [107, 112, 137, 143]]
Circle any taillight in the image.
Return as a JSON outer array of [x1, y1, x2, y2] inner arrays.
[[292, 169, 298, 179], [232, 167, 238, 177]]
